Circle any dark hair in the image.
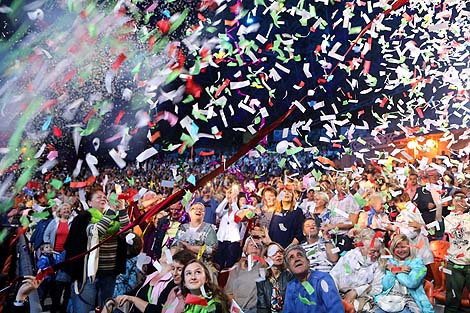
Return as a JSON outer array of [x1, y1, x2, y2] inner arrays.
[[262, 186, 277, 197], [172, 249, 195, 266], [180, 260, 230, 312], [86, 188, 105, 203], [127, 234, 143, 258]]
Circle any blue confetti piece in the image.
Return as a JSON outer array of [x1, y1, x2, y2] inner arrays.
[[42, 116, 52, 131], [308, 100, 316, 107], [187, 174, 196, 186], [163, 10, 171, 18], [64, 176, 72, 183]]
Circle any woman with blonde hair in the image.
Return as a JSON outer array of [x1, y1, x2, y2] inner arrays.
[[268, 185, 305, 248], [256, 242, 293, 313], [374, 234, 433, 313], [330, 228, 386, 312]]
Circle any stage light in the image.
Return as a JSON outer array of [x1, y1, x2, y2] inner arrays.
[[425, 139, 436, 148], [407, 141, 417, 149]]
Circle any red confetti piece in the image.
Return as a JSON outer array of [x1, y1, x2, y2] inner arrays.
[[112, 53, 127, 71], [156, 20, 171, 34], [380, 97, 388, 108], [114, 110, 125, 125], [185, 294, 208, 306], [186, 76, 202, 98], [36, 266, 55, 280], [83, 109, 96, 123], [416, 107, 424, 118], [293, 137, 303, 147], [215, 79, 230, 98], [62, 69, 77, 85], [53, 126, 62, 137], [118, 188, 139, 201], [199, 150, 215, 156]]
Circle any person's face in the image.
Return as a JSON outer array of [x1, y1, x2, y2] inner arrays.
[[238, 197, 247, 208], [171, 261, 185, 285], [286, 249, 309, 276], [369, 246, 381, 262], [452, 194, 469, 213], [184, 263, 207, 292], [313, 195, 326, 209], [267, 245, 284, 266], [264, 191, 276, 207], [190, 204, 205, 220], [307, 190, 314, 201], [282, 190, 293, 203], [202, 188, 211, 199], [409, 175, 418, 186], [42, 244, 52, 254], [169, 204, 182, 220], [60, 204, 71, 218], [249, 196, 258, 206], [303, 219, 318, 238], [370, 198, 385, 213], [245, 240, 262, 256], [394, 242, 410, 260], [427, 172, 440, 184], [89, 191, 108, 211]]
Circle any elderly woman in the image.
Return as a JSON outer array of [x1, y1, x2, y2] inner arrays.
[[311, 191, 331, 225], [225, 237, 265, 313], [330, 228, 385, 312], [268, 186, 305, 248], [172, 202, 217, 264], [43, 202, 73, 312], [256, 242, 292, 313], [374, 234, 433, 313]]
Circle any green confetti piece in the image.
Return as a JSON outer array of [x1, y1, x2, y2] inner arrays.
[[302, 281, 314, 295], [127, 177, 135, 187], [165, 69, 181, 85], [278, 158, 286, 168], [32, 211, 51, 220], [182, 190, 193, 207], [192, 109, 208, 122], [109, 192, 118, 206], [168, 8, 189, 34], [80, 116, 102, 136], [183, 95, 195, 103], [343, 263, 353, 274], [50, 179, 63, 190], [286, 147, 303, 155], [354, 193, 367, 208], [256, 145, 266, 154], [131, 62, 142, 75], [88, 24, 97, 38], [46, 191, 56, 201], [356, 137, 366, 145], [246, 211, 256, 219], [0, 228, 8, 245], [299, 294, 316, 306], [20, 215, 29, 228], [0, 199, 14, 215]]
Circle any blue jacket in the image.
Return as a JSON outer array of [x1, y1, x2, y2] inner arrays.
[[283, 271, 344, 313], [375, 258, 434, 313]]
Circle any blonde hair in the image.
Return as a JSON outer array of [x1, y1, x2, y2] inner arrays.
[[390, 234, 416, 261]]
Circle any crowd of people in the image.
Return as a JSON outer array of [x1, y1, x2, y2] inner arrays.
[[2, 150, 470, 313]]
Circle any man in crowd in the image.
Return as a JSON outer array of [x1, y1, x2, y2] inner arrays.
[[194, 185, 219, 225], [444, 190, 470, 313], [283, 245, 344, 312]]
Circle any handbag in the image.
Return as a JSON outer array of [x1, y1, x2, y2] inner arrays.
[[376, 294, 406, 312]]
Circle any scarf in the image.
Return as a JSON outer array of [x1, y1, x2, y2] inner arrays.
[[367, 207, 376, 227], [88, 208, 120, 237]]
